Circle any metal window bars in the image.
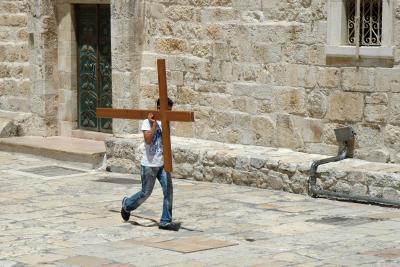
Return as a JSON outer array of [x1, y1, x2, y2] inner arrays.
[[347, 0, 382, 54]]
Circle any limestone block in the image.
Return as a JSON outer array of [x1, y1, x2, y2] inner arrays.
[[353, 124, 384, 148], [0, 2, 19, 13], [155, 38, 187, 53], [276, 114, 304, 150], [283, 44, 309, 64], [0, 118, 17, 137], [366, 93, 388, 105], [241, 11, 264, 23], [191, 43, 211, 58], [212, 42, 230, 60], [304, 143, 339, 156], [107, 157, 137, 174], [287, 64, 316, 88], [342, 67, 375, 92], [173, 148, 199, 164], [382, 187, 400, 201], [174, 163, 195, 178], [289, 171, 308, 194], [251, 43, 281, 64], [354, 148, 390, 163], [237, 63, 263, 82], [389, 93, 400, 124], [264, 170, 286, 190], [251, 115, 275, 146], [207, 93, 233, 110], [233, 112, 251, 131], [375, 68, 400, 92], [213, 166, 233, 183], [0, 14, 27, 27], [384, 124, 400, 151], [173, 121, 195, 138], [208, 150, 237, 168], [0, 64, 10, 78], [275, 87, 306, 115], [177, 86, 200, 104], [148, 3, 166, 19], [305, 42, 323, 64], [331, 181, 351, 194], [292, 117, 323, 143], [232, 169, 251, 185], [349, 183, 368, 195], [326, 91, 363, 122], [317, 67, 340, 88], [166, 6, 194, 21], [307, 90, 327, 118], [201, 7, 239, 23], [364, 105, 388, 123]]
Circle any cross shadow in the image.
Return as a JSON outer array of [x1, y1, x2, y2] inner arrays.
[[108, 209, 203, 232]]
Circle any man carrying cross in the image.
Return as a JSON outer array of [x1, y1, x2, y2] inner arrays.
[[97, 59, 193, 231], [120, 97, 181, 231]]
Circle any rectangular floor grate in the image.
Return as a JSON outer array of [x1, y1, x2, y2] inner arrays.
[[20, 165, 85, 177]]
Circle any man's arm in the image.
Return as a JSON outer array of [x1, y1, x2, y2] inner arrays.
[[143, 113, 158, 144]]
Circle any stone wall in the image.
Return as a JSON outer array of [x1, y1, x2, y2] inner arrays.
[[0, 0, 58, 136], [0, 1, 33, 134], [136, 0, 400, 164], [105, 135, 400, 203]]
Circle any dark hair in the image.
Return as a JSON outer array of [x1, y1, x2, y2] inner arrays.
[[156, 98, 174, 107]]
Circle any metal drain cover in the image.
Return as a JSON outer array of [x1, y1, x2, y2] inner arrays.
[[20, 166, 85, 177], [95, 177, 141, 185], [306, 216, 381, 226]]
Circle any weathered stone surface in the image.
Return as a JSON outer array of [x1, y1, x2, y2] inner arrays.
[[0, 118, 17, 137], [276, 114, 303, 149], [326, 92, 364, 122], [384, 125, 400, 151], [1, 0, 400, 165], [364, 105, 388, 123], [106, 135, 400, 199], [342, 67, 375, 92], [389, 93, 400, 124], [366, 93, 388, 105]]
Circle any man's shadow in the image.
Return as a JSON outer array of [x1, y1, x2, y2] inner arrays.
[[109, 209, 202, 232]]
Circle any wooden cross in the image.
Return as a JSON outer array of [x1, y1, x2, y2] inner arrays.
[[96, 59, 195, 173]]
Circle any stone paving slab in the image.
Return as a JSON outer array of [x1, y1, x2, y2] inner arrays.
[[130, 236, 238, 253], [1, 151, 400, 266]]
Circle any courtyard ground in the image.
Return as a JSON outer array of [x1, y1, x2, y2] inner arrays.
[[1, 151, 400, 266]]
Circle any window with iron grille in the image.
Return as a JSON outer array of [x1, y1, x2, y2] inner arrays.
[[326, 0, 394, 59], [347, 0, 382, 47]]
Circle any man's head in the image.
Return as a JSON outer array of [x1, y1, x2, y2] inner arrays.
[[156, 98, 174, 110]]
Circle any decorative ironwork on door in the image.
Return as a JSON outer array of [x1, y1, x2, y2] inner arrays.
[[76, 4, 112, 132]]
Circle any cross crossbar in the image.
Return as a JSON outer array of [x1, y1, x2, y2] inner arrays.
[[97, 108, 194, 122], [96, 59, 194, 173]]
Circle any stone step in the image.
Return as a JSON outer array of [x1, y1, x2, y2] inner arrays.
[[106, 135, 400, 203], [0, 136, 106, 168], [71, 129, 113, 142]]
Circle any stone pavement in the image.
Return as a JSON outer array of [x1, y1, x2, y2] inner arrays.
[[1, 151, 400, 267]]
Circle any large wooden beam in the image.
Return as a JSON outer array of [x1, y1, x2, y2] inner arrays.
[[97, 108, 194, 122]]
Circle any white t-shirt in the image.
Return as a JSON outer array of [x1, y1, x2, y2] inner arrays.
[[141, 119, 164, 167]]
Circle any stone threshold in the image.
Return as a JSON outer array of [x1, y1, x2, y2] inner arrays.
[[106, 135, 400, 202], [0, 136, 106, 168]]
